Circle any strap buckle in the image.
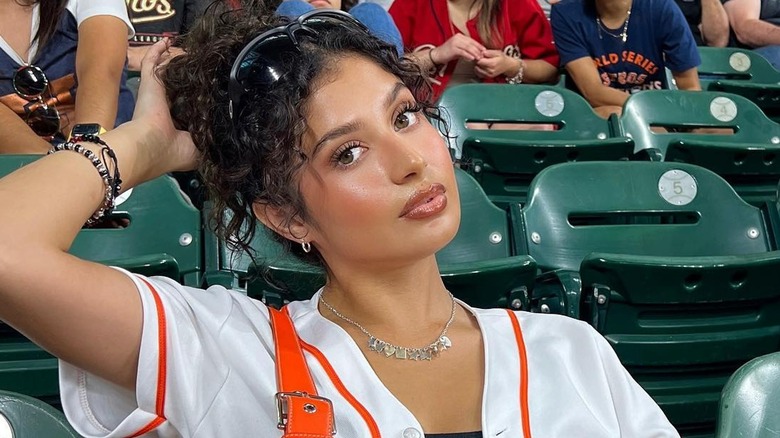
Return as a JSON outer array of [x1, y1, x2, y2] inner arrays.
[[275, 391, 337, 436]]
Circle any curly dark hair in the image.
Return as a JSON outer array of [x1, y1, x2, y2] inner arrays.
[[162, 0, 445, 270]]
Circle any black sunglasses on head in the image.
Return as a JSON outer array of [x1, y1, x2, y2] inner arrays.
[[228, 9, 370, 121], [12, 65, 61, 138]]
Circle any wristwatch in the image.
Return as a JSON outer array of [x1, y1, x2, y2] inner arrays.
[[69, 123, 107, 139]]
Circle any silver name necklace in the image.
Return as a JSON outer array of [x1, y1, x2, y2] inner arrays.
[[319, 292, 456, 361], [596, 7, 632, 43]]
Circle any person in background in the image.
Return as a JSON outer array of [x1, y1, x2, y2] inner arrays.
[[724, 0, 780, 69], [126, 0, 211, 72], [389, 0, 559, 100], [673, 0, 730, 46], [551, 0, 701, 117], [0, 0, 134, 153], [277, 0, 404, 55]]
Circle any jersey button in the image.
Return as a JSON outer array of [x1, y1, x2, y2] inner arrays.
[[402, 427, 422, 438]]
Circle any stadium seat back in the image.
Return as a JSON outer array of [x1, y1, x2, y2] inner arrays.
[[620, 90, 780, 203], [698, 47, 780, 85], [69, 175, 202, 285], [438, 84, 633, 206], [518, 161, 780, 432], [698, 47, 780, 123], [0, 390, 78, 437], [716, 352, 780, 438], [435, 169, 536, 309], [436, 168, 511, 263], [519, 161, 771, 272]]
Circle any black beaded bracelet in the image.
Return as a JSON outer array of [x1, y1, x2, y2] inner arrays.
[[49, 134, 121, 227]]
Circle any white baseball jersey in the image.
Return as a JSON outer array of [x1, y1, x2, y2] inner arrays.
[[59, 270, 680, 437]]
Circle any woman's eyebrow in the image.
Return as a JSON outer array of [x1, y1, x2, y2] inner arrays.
[[311, 82, 409, 157], [311, 120, 364, 157]]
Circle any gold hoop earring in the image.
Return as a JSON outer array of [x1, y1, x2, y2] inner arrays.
[[301, 240, 311, 253]]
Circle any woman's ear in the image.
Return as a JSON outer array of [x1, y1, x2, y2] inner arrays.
[[252, 202, 311, 243]]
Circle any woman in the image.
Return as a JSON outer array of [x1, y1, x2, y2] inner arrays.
[[390, 0, 560, 100], [0, 0, 134, 153], [0, 2, 678, 436], [551, 0, 701, 117]]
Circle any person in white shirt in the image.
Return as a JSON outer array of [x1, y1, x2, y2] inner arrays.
[[0, 0, 134, 152], [0, 1, 679, 436]]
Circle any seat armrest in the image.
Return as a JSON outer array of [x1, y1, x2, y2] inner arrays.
[[534, 269, 581, 318]]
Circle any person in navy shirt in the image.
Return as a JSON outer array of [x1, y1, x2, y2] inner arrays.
[[551, 0, 702, 117]]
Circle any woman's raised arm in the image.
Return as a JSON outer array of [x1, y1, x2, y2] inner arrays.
[[0, 40, 197, 390]]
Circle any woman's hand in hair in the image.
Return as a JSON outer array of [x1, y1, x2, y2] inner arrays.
[[131, 38, 199, 177], [431, 33, 486, 64], [474, 49, 516, 78]]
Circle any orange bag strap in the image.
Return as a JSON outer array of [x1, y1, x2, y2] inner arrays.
[[269, 306, 336, 437]]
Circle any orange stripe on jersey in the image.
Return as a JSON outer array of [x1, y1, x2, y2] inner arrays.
[[299, 340, 382, 438], [127, 416, 165, 438], [506, 309, 532, 438], [124, 277, 169, 437]]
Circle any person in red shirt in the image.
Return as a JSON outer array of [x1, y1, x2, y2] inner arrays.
[[390, 0, 560, 99]]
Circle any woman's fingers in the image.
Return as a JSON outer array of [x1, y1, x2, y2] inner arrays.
[[139, 38, 171, 82]]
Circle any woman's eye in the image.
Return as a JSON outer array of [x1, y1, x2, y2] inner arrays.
[[394, 109, 419, 130], [337, 145, 364, 166]]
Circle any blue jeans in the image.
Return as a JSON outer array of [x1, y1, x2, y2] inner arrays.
[[276, 0, 404, 56], [754, 45, 780, 71]]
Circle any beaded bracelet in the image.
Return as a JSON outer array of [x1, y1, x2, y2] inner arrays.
[[49, 134, 122, 227]]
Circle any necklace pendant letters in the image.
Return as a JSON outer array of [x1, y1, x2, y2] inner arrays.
[[322, 292, 457, 361]]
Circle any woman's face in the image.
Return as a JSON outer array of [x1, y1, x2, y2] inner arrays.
[[307, 0, 343, 10], [293, 55, 460, 271]]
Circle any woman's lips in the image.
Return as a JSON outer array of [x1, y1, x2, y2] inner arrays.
[[400, 183, 447, 219]]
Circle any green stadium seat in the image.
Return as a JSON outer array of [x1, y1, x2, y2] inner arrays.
[[697, 47, 780, 86], [0, 390, 78, 437], [619, 90, 780, 204], [513, 161, 780, 434], [715, 351, 780, 438], [697, 47, 780, 121], [437, 84, 634, 207], [69, 175, 203, 286], [435, 168, 536, 309], [240, 168, 538, 309]]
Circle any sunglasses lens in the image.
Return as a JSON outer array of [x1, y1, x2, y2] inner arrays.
[[27, 105, 60, 137], [13, 66, 48, 98], [230, 10, 371, 119], [236, 35, 296, 88]]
